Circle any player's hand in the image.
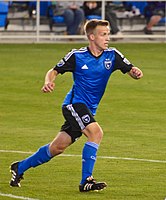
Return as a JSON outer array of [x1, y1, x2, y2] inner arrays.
[[130, 67, 143, 79], [41, 82, 55, 93]]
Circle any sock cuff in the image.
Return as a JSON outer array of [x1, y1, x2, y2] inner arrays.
[[85, 142, 99, 150], [46, 144, 52, 158]]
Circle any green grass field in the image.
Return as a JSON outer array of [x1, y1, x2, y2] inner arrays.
[[0, 43, 166, 200]]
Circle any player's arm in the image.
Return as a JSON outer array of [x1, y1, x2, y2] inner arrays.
[[41, 50, 76, 93], [113, 49, 143, 79], [41, 68, 58, 93], [128, 67, 143, 80]]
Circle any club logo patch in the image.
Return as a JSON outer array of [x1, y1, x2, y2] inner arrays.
[[57, 59, 65, 67], [82, 114, 90, 123], [104, 59, 112, 70]]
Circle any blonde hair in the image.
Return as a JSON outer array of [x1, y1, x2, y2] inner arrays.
[[84, 19, 110, 37]]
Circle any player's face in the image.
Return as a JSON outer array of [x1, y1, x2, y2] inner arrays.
[[93, 25, 110, 50]]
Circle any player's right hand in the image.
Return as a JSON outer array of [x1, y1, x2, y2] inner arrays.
[[41, 82, 55, 93]]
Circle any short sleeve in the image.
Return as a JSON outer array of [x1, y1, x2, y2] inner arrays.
[[53, 50, 76, 74], [113, 49, 133, 74]]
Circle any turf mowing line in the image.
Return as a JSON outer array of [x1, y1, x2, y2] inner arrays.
[[1, 149, 166, 164], [0, 192, 39, 200]]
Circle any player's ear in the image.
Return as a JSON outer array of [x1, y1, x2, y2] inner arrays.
[[89, 33, 95, 41]]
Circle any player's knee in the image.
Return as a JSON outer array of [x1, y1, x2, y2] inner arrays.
[[49, 143, 66, 156], [90, 129, 103, 144], [96, 129, 103, 142], [84, 125, 103, 144]]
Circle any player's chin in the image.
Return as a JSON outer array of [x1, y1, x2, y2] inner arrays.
[[103, 44, 109, 49], [106, 42, 109, 46]]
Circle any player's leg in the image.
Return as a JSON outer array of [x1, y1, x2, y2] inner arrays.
[[63, 9, 74, 35], [49, 131, 72, 156], [81, 122, 103, 182], [10, 131, 72, 187], [79, 122, 107, 192], [144, 9, 164, 34], [62, 103, 107, 192], [18, 131, 72, 173]]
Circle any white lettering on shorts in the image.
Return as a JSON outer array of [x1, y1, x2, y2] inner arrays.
[[66, 104, 85, 130]]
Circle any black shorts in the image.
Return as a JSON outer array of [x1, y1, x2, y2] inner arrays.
[[60, 103, 96, 143]]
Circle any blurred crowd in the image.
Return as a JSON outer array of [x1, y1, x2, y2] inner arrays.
[[0, 1, 165, 37]]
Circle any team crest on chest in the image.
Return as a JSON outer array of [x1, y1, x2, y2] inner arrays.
[[104, 59, 112, 70]]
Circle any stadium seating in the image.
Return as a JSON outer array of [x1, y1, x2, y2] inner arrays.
[[2, 0, 165, 41], [28, 1, 51, 17], [49, 15, 65, 31], [0, 1, 9, 29], [159, 17, 166, 25], [124, 1, 147, 15], [86, 15, 102, 20], [27, 1, 66, 32], [46, 3, 66, 32]]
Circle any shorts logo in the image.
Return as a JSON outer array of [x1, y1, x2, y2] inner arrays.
[[82, 114, 90, 123], [104, 59, 112, 70]]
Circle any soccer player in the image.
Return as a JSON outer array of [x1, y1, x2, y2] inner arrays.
[[10, 19, 143, 192]]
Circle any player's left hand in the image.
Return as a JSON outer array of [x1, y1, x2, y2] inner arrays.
[[130, 67, 143, 79], [41, 82, 55, 93]]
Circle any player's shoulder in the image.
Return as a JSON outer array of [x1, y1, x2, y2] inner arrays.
[[104, 47, 118, 52], [64, 47, 88, 61], [73, 47, 88, 54], [106, 47, 124, 58], [104, 47, 116, 54]]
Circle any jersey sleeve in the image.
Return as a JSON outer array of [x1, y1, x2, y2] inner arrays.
[[53, 49, 76, 74], [113, 49, 133, 74]]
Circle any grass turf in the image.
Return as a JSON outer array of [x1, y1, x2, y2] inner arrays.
[[0, 43, 166, 200]]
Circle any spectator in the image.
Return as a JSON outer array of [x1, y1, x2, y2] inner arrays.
[[55, 1, 84, 35], [83, 1, 123, 37], [143, 1, 166, 34], [122, 1, 147, 17]]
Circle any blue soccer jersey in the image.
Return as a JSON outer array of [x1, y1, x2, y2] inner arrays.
[[54, 47, 133, 115]]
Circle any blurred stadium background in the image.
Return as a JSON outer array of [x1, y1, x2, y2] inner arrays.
[[0, 0, 166, 43]]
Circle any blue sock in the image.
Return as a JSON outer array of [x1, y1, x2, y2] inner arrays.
[[80, 142, 99, 184], [18, 144, 52, 175]]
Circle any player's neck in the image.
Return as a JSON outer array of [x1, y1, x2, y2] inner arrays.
[[88, 45, 103, 57]]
